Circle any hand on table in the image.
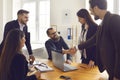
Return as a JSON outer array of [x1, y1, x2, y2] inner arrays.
[[29, 55, 35, 64], [65, 60, 72, 64], [88, 60, 95, 68], [35, 71, 41, 79]]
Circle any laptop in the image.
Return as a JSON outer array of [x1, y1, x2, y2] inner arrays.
[[52, 51, 77, 72]]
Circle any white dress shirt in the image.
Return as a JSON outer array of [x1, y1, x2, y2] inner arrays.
[[18, 21, 25, 31], [77, 24, 89, 59]]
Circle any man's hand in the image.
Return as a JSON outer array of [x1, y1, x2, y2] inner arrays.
[[62, 50, 69, 54], [88, 60, 95, 68], [62, 48, 77, 55], [34, 71, 41, 79], [69, 47, 77, 54], [29, 55, 35, 64], [113, 77, 120, 80], [65, 60, 72, 64]]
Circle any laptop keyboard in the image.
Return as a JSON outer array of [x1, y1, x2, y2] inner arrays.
[[64, 63, 77, 70]]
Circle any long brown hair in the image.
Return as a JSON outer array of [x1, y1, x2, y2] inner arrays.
[[0, 29, 25, 80], [77, 8, 98, 29], [77, 9, 96, 25]]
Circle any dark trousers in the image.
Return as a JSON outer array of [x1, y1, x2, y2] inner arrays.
[[103, 64, 114, 80], [106, 69, 114, 80]]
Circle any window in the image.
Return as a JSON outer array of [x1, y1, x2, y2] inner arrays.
[[119, 0, 120, 14], [22, 0, 50, 44], [39, 1, 50, 43], [107, 0, 114, 13]]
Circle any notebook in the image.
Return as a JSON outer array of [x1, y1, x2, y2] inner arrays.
[[52, 51, 77, 72], [33, 61, 53, 72]]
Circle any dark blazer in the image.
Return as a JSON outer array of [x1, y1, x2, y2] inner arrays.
[[10, 53, 37, 80], [78, 12, 120, 79], [45, 36, 72, 61], [0, 20, 33, 55], [80, 23, 97, 64]]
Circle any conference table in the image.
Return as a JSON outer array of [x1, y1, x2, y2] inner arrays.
[[30, 59, 108, 80]]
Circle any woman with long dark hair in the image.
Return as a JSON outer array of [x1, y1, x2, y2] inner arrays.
[[0, 29, 40, 80], [77, 9, 98, 67]]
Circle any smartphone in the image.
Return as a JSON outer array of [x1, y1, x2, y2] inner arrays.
[[60, 75, 71, 80]]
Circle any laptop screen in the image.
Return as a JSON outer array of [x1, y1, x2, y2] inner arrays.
[[52, 51, 77, 72], [52, 51, 65, 69]]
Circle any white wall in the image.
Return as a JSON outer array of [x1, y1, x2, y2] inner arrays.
[[50, 0, 85, 46], [50, 0, 85, 26]]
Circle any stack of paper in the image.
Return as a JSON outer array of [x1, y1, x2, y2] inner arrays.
[[33, 61, 53, 72]]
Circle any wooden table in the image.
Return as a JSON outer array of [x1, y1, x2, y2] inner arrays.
[[33, 59, 108, 80]]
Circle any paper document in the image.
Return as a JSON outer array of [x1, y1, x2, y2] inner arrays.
[[33, 61, 53, 72]]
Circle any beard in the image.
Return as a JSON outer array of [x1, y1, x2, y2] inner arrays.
[[94, 15, 99, 20], [52, 35, 60, 41], [20, 19, 27, 25], [21, 21, 26, 25]]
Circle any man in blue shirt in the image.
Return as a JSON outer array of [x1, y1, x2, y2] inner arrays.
[[45, 28, 72, 63]]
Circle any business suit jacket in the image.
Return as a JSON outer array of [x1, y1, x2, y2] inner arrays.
[[10, 53, 37, 80], [0, 20, 33, 55], [78, 12, 120, 79], [80, 23, 97, 64]]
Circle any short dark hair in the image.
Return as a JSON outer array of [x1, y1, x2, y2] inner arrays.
[[46, 28, 53, 35], [89, 0, 107, 10], [17, 9, 29, 15]]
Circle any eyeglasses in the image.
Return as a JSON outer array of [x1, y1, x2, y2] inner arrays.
[[49, 32, 57, 35]]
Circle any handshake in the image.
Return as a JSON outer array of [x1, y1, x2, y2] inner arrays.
[[62, 47, 77, 55]]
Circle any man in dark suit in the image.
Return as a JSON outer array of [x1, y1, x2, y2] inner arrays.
[[0, 9, 35, 63], [76, 0, 120, 80]]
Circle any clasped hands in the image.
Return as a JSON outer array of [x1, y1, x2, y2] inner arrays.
[[62, 47, 77, 55]]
